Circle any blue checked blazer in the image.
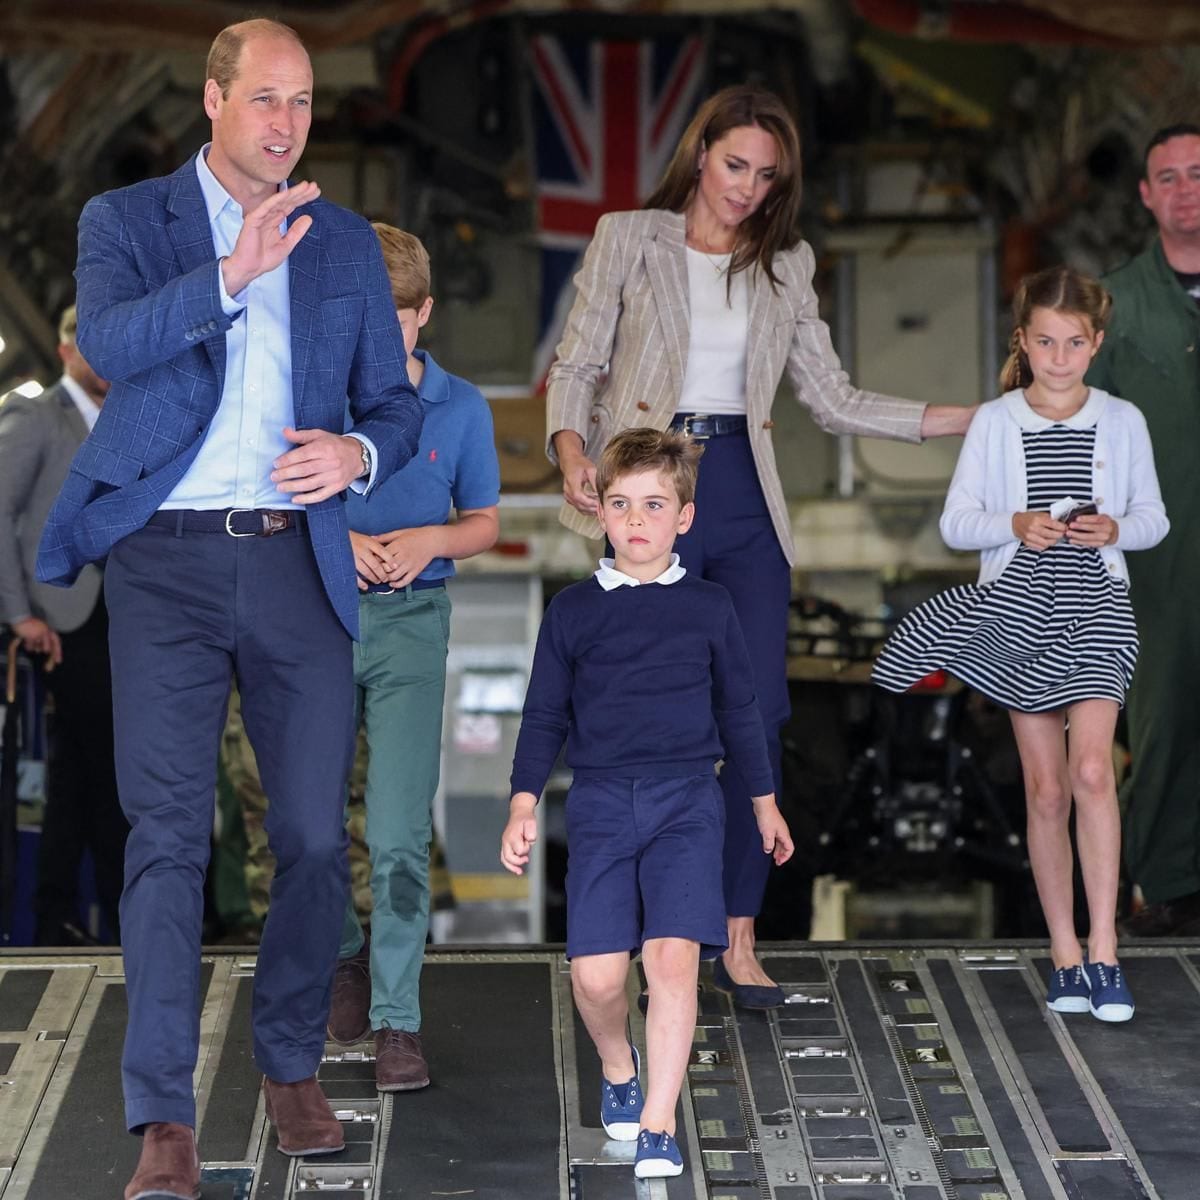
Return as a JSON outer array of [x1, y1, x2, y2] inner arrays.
[[36, 156, 422, 639]]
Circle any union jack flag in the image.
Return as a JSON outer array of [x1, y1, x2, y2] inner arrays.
[[528, 33, 706, 391]]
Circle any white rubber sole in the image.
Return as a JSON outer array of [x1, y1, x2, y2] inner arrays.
[[1047, 996, 1090, 1014], [634, 1159, 685, 1179], [602, 1119, 640, 1142], [1090, 1002, 1134, 1023]]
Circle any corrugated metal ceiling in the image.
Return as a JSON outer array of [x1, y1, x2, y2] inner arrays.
[[1, 1, 1200, 51]]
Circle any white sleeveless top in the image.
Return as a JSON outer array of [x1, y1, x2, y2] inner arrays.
[[677, 247, 749, 415]]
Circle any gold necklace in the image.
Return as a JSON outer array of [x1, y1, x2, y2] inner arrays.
[[685, 222, 734, 253], [687, 232, 732, 277]]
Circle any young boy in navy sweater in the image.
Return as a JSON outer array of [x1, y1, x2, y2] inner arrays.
[[500, 428, 792, 1179]]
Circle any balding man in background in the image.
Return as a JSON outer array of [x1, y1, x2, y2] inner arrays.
[[0, 305, 126, 947]]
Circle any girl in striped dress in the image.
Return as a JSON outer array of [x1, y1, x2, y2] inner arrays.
[[874, 266, 1168, 1022]]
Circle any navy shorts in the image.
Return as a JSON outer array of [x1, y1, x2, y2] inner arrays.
[[564, 773, 729, 960]]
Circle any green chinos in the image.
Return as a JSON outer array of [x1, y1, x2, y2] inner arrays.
[[339, 585, 451, 1031]]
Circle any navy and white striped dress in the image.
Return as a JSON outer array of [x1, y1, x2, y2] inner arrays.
[[873, 424, 1139, 712]]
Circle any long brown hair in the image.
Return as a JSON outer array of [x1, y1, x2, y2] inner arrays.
[[644, 85, 802, 290], [999, 266, 1113, 391]]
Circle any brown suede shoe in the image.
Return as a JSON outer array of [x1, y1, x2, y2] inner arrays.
[[1120, 889, 1200, 938], [263, 1076, 345, 1157], [326, 940, 371, 1044], [374, 1029, 430, 1092], [124, 1122, 200, 1200]]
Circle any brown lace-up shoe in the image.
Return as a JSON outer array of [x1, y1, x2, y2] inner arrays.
[[263, 1076, 345, 1156], [374, 1029, 430, 1092], [326, 940, 371, 1044], [124, 1122, 200, 1200]]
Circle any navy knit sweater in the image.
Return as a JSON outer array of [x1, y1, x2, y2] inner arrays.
[[510, 574, 774, 799]]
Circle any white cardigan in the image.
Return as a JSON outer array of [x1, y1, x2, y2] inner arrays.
[[940, 388, 1169, 585]]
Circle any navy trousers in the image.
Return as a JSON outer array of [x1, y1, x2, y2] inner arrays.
[[105, 518, 355, 1131], [673, 431, 791, 918], [35, 597, 127, 942]]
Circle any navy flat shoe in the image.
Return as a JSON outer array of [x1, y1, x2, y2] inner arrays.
[[712, 956, 785, 1010]]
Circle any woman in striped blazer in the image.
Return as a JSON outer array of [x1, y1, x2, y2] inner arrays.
[[546, 85, 972, 1007]]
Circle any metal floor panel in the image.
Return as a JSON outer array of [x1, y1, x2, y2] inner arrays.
[[0, 942, 1198, 1199]]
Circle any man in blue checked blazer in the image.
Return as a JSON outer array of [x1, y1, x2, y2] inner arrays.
[[36, 18, 422, 1199]]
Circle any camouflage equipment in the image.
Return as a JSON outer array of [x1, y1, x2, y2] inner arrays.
[[214, 688, 454, 930]]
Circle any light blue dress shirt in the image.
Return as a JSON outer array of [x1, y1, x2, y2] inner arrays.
[[163, 145, 373, 510], [60, 375, 101, 432]]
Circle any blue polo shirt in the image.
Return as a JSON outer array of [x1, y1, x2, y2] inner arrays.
[[346, 350, 500, 583]]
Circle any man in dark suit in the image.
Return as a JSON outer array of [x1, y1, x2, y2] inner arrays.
[[37, 19, 422, 1199], [0, 305, 126, 946]]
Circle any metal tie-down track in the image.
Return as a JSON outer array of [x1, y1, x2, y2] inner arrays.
[[0, 944, 1196, 1198]]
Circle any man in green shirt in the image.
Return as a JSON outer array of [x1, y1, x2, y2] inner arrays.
[[1087, 124, 1200, 935]]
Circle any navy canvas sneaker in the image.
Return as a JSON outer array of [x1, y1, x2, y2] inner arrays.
[[600, 1045, 642, 1140], [1045, 963, 1090, 1014], [634, 1129, 684, 1178], [1083, 960, 1134, 1022]]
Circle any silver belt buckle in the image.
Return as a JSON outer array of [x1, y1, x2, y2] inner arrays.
[[224, 508, 258, 537], [680, 413, 712, 441]]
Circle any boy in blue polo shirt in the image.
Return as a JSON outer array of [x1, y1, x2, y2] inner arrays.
[[327, 224, 500, 1091], [500, 428, 793, 1179]]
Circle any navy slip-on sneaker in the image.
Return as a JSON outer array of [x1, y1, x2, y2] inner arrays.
[[634, 1129, 684, 1178], [1046, 963, 1090, 1014], [600, 1044, 643, 1140], [1083, 960, 1134, 1023]]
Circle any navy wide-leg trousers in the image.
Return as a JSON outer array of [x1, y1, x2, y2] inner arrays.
[[673, 431, 792, 919]]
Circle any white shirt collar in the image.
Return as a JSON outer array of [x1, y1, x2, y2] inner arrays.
[[594, 553, 686, 591], [1001, 386, 1107, 431], [195, 142, 287, 223], [59, 374, 100, 431]]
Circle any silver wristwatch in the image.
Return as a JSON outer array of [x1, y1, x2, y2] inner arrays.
[[357, 440, 372, 480]]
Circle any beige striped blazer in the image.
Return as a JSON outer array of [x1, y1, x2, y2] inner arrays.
[[545, 208, 926, 564]]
